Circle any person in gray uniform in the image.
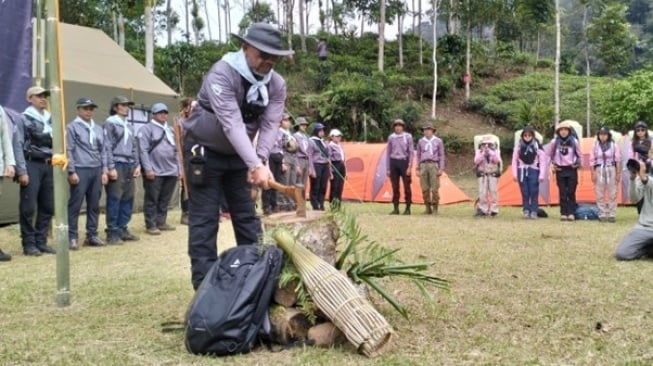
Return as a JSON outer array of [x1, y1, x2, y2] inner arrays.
[[13, 86, 57, 256], [292, 117, 314, 190], [66, 98, 108, 250], [614, 160, 653, 260], [137, 102, 181, 235], [0, 105, 16, 261], [183, 23, 293, 289], [386, 119, 414, 215], [103, 96, 141, 244]]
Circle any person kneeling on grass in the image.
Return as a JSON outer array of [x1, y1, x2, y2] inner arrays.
[[614, 160, 653, 260]]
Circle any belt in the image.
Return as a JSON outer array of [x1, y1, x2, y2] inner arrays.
[[420, 160, 439, 164], [594, 163, 616, 168], [27, 157, 52, 164], [297, 156, 308, 159]]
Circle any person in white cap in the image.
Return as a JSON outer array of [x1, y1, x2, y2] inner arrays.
[[137, 102, 181, 235], [474, 135, 501, 217], [327, 129, 346, 209], [546, 121, 581, 221], [0, 105, 16, 261], [13, 86, 56, 256], [183, 22, 294, 290]]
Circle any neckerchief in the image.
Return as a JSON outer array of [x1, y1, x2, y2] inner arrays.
[[74, 116, 96, 145], [151, 120, 175, 146], [423, 136, 436, 154], [222, 50, 273, 107], [24, 106, 52, 137], [107, 115, 130, 145]]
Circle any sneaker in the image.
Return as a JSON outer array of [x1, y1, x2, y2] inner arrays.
[[560, 215, 568, 221], [490, 212, 498, 217], [474, 209, 486, 217], [146, 227, 161, 236], [84, 236, 106, 247], [567, 215, 576, 222], [0, 249, 11, 261], [36, 244, 56, 254], [158, 224, 176, 231], [607, 217, 616, 223], [529, 212, 538, 220], [120, 228, 140, 241], [523, 211, 530, 219]]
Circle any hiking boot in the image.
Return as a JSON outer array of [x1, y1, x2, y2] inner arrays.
[[0, 249, 11, 261], [389, 204, 399, 215], [490, 212, 498, 217], [180, 213, 189, 225], [403, 206, 411, 215], [474, 209, 486, 217], [84, 236, 106, 247], [23, 245, 42, 256], [36, 244, 56, 254], [146, 227, 161, 236], [607, 217, 616, 223], [423, 205, 432, 215], [158, 224, 176, 231], [432, 204, 438, 215], [120, 228, 140, 241]]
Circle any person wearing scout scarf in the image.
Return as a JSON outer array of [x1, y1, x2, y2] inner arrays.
[[292, 117, 315, 190], [327, 129, 346, 209], [512, 126, 546, 220], [66, 97, 108, 250], [137, 103, 181, 235], [103, 95, 141, 244], [415, 123, 445, 215], [547, 120, 581, 221], [474, 135, 501, 217], [13, 86, 56, 256], [386, 119, 414, 215], [590, 126, 621, 222], [183, 23, 293, 290]]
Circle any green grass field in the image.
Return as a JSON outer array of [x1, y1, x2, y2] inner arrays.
[[0, 200, 651, 365]]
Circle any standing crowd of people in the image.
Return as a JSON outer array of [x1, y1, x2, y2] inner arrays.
[[1, 22, 650, 275]]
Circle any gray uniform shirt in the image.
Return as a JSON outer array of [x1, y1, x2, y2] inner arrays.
[[66, 117, 107, 173], [0, 106, 16, 174], [13, 111, 53, 176], [386, 132, 414, 169], [630, 176, 653, 229], [137, 121, 180, 177], [104, 116, 139, 168], [184, 60, 287, 169], [294, 130, 314, 175]]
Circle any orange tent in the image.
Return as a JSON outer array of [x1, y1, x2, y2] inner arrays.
[[498, 137, 630, 206], [338, 143, 470, 205]]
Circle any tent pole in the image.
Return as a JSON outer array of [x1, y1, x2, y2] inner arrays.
[[44, 0, 71, 307]]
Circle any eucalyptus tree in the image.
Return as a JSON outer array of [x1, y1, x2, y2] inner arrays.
[[145, 0, 154, 72], [554, 0, 560, 124], [239, 2, 277, 32], [299, 0, 307, 52], [379, 0, 386, 71], [431, 0, 443, 118], [191, 0, 205, 45]]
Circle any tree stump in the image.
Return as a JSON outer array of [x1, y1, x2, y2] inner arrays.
[[269, 305, 312, 344], [262, 210, 339, 265]]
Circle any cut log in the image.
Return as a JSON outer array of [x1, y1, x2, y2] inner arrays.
[[262, 210, 339, 265], [307, 322, 347, 348], [269, 305, 312, 345], [274, 279, 299, 307]]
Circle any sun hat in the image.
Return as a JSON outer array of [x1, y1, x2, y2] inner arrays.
[[422, 123, 435, 131], [555, 120, 572, 132], [392, 119, 405, 127], [294, 117, 309, 127], [109, 96, 135, 115], [75, 97, 97, 109], [634, 120, 648, 130], [231, 23, 294, 57], [26, 86, 50, 99], [151, 103, 169, 114]]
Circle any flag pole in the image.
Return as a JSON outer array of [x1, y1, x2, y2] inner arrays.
[[44, 0, 71, 307]]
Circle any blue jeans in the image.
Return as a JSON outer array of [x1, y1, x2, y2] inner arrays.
[[518, 167, 539, 214]]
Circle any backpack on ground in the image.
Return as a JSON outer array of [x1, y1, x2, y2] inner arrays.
[[185, 244, 284, 356]]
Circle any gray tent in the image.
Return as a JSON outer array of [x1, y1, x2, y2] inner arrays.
[[0, 23, 179, 224]]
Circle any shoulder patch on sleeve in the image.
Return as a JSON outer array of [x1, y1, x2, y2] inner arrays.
[[211, 83, 222, 96]]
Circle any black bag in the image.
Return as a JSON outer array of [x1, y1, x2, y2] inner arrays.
[[187, 155, 206, 186], [185, 244, 284, 356]]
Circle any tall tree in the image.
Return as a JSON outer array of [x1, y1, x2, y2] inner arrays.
[[145, 0, 154, 72], [191, 0, 205, 45], [554, 0, 560, 125], [432, 0, 443, 118], [299, 0, 307, 52], [378, 0, 386, 71], [588, 2, 635, 76]]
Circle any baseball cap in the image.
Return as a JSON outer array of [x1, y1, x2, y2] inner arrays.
[[110, 96, 135, 107], [75, 97, 97, 109], [329, 129, 342, 137], [151, 102, 169, 114], [26, 86, 50, 99]]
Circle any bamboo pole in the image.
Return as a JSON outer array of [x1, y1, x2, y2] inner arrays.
[[44, 0, 71, 307]]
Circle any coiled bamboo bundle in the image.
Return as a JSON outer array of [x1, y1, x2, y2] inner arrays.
[[273, 228, 395, 357]]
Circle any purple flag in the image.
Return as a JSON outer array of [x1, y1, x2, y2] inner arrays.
[[0, 0, 33, 112]]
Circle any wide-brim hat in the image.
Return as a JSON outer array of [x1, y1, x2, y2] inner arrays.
[[422, 123, 435, 131], [110, 95, 135, 107], [232, 23, 294, 57], [294, 117, 308, 127], [555, 120, 572, 132], [392, 119, 405, 127]]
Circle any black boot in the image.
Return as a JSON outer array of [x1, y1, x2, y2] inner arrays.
[[389, 203, 399, 215], [403, 205, 411, 215], [106, 229, 123, 245], [432, 203, 438, 215]]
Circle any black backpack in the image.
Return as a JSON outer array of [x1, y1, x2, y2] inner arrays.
[[185, 244, 284, 356]]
